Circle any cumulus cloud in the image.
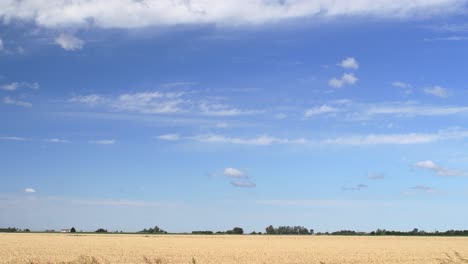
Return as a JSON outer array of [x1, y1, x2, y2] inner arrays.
[[223, 167, 247, 178], [338, 57, 359, 70], [423, 86, 449, 98], [3, 96, 32, 107], [0, 0, 463, 29], [89, 140, 115, 145], [0, 82, 39, 91], [414, 160, 468, 177], [24, 188, 36, 193], [304, 105, 338, 117], [230, 180, 256, 188], [329, 73, 358, 88], [55, 33, 84, 51]]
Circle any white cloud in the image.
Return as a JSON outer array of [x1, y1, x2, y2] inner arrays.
[[329, 73, 358, 88], [24, 188, 36, 193], [423, 36, 468, 41], [89, 140, 115, 145], [0, 136, 29, 141], [54, 33, 84, 51], [424, 86, 449, 98], [338, 57, 359, 70], [69, 94, 105, 106], [157, 134, 180, 141], [392, 81, 412, 89], [45, 138, 71, 143], [0, 82, 39, 91], [189, 134, 307, 146], [304, 105, 338, 117], [322, 129, 468, 145], [156, 134, 307, 146], [0, 37, 3, 50], [223, 167, 247, 178], [199, 102, 260, 116], [365, 103, 468, 116], [3, 96, 32, 107], [0, 0, 463, 28], [71, 92, 187, 114], [414, 160, 468, 177], [230, 180, 256, 188]]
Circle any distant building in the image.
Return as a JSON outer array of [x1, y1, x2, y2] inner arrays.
[[61, 229, 71, 233]]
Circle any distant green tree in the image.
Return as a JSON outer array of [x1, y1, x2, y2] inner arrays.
[[139, 226, 167, 234], [95, 228, 108, 233], [232, 227, 244, 234], [70, 227, 76, 233], [265, 225, 275, 234]]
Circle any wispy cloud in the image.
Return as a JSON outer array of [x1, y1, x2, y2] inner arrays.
[[392, 81, 412, 94], [423, 36, 468, 41], [410, 185, 436, 193], [3, 96, 32, 107], [223, 168, 248, 178], [1, 136, 71, 143], [157, 134, 180, 141], [0, 136, 30, 141], [338, 57, 359, 70], [157, 129, 468, 147], [0, 82, 39, 91], [55, 33, 84, 51], [70, 92, 187, 114], [304, 105, 339, 118], [44, 138, 71, 143], [24, 188, 36, 193], [368, 173, 385, 180], [323, 129, 468, 145], [365, 103, 468, 116], [230, 180, 256, 188], [199, 102, 261, 116], [329, 73, 358, 88], [157, 134, 307, 146], [89, 140, 115, 145], [342, 184, 368, 191], [414, 160, 468, 177], [423, 86, 449, 98]]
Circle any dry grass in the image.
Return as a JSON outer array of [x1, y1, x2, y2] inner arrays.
[[2, 233, 468, 263]]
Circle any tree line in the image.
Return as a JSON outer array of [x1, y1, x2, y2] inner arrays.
[[3, 225, 468, 236]]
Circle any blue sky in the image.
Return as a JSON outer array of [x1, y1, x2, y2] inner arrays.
[[2, 0, 468, 233]]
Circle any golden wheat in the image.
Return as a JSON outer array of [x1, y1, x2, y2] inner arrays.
[[2, 233, 468, 264]]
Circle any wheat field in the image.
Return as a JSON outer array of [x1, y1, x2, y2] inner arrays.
[[1, 233, 468, 264]]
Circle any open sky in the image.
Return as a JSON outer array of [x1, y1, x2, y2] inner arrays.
[[2, 0, 468, 233]]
